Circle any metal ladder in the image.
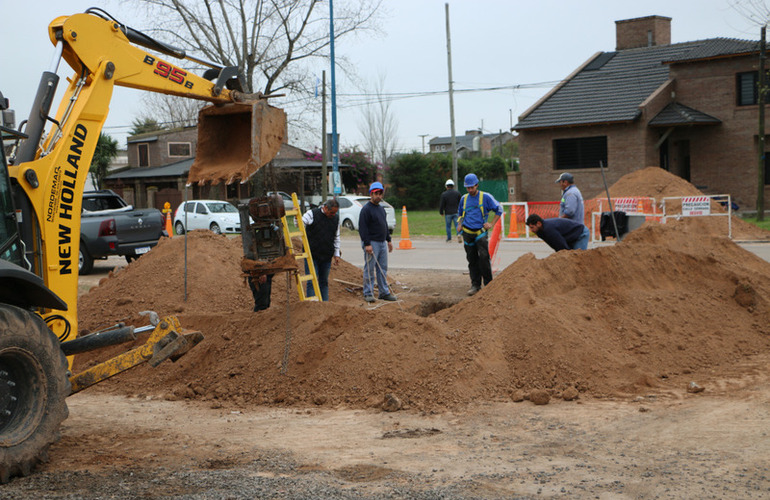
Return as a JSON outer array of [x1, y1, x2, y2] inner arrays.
[[281, 193, 321, 301]]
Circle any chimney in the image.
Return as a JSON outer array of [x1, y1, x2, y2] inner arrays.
[[615, 15, 671, 50]]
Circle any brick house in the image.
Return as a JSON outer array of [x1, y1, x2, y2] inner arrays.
[[514, 15, 768, 211], [105, 127, 327, 211], [429, 130, 515, 158], [127, 127, 196, 168]]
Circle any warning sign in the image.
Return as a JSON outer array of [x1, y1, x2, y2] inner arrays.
[[682, 196, 711, 216]]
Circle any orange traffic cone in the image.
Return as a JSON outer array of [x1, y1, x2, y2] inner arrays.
[[398, 206, 413, 249], [489, 216, 502, 262], [163, 202, 173, 235], [506, 205, 519, 238]]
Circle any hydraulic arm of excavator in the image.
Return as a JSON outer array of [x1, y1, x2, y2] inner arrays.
[[8, 9, 285, 351], [1, 9, 285, 483]]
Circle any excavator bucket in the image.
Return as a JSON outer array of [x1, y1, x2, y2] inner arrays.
[[187, 100, 287, 185]]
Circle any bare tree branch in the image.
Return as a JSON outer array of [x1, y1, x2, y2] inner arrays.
[[358, 73, 399, 166], [133, 0, 383, 95], [730, 0, 770, 26]]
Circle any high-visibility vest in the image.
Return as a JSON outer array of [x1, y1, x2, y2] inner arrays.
[[458, 191, 486, 232]]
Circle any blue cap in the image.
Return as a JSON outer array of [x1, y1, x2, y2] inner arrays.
[[464, 173, 479, 187], [369, 181, 384, 193]]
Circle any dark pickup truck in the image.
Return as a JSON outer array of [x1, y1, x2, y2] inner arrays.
[[79, 190, 166, 274]]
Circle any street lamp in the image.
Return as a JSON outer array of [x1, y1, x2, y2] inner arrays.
[[418, 134, 430, 154]]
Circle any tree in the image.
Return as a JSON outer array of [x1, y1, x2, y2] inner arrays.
[[140, 94, 203, 129], [357, 73, 399, 166], [306, 147, 378, 193], [90, 133, 119, 190], [129, 117, 165, 136], [135, 0, 383, 96], [386, 153, 510, 210], [729, 0, 770, 24]]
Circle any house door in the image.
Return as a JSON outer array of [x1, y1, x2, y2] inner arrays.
[[659, 138, 669, 171], [677, 140, 691, 182], [155, 188, 182, 212]]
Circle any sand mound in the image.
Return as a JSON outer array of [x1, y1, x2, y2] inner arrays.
[[77, 231, 364, 332], [590, 167, 770, 241], [75, 221, 770, 410]]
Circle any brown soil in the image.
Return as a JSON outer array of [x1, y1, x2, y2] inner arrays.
[[74, 169, 770, 412], [10, 166, 770, 497], [590, 166, 770, 240]]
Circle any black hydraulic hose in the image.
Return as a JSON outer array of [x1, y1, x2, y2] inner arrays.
[[60, 325, 137, 356], [15, 72, 59, 164]]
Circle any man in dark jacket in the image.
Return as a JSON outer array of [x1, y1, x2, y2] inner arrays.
[[439, 179, 462, 242], [359, 181, 397, 303], [526, 214, 589, 251], [302, 199, 340, 301]]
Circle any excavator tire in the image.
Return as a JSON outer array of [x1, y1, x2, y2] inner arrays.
[[0, 305, 70, 483]]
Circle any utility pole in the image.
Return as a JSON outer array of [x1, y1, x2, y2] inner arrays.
[[508, 108, 516, 172], [329, 0, 341, 195], [445, 3, 458, 186], [321, 70, 328, 201], [759, 25, 766, 221], [418, 134, 429, 154]]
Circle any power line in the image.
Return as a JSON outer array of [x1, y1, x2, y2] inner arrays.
[[101, 80, 560, 132]]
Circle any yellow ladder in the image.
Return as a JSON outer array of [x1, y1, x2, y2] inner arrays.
[[281, 193, 321, 301]]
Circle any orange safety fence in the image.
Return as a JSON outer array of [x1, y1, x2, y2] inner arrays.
[[502, 198, 660, 241], [503, 202, 559, 239]]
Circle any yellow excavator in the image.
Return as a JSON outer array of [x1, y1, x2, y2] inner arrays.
[[0, 8, 285, 482]]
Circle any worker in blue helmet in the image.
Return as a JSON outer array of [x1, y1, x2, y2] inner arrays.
[[457, 173, 503, 296], [358, 181, 397, 303]]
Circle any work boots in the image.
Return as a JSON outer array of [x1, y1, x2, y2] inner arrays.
[[467, 286, 480, 296]]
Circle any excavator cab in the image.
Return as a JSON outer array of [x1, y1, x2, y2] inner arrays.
[[0, 133, 24, 268]]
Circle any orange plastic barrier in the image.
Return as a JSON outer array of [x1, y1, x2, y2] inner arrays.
[[398, 206, 412, 249], [506, 205, 519, 238], [489, 215, 502, 261]]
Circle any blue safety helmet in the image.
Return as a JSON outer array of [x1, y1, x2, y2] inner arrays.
[[369, 181, 384, 193], [464, 173, 479, 187]]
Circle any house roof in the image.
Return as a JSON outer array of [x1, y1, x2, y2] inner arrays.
[[661, 38, 758, 63], [106, 158, 194, 180], [105, 157, 348, 181], [648, 102, 722, 127], [515, 38, 757, 131], [430, 132, 508, 151]]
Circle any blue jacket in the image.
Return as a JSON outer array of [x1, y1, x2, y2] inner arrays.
[[458, 191, 502, 230], [535, 218, 586, 251], [358, 201, 391, 245]]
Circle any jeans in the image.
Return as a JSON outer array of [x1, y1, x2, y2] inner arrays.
[[362, 240, 390, 298], [445, 214, 459, 240], [570, 227, 590, 250], [247, 274, 273, 311], [305, 258, 332, 301], [462, 231, 492, 287]]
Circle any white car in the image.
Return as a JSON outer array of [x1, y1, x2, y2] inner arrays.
[[267, 191, 311, 213], [173, 200, 241, 234], [336, 195, 396, 234]]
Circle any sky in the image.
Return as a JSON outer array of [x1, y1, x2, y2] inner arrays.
[[1, 0, 763, 157]]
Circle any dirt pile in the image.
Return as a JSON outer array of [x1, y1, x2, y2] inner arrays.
[[77, 231, 364, 332], [590, 166, 770, 240], [76, 222, 770, 410], [600, 166, 705, 199]]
